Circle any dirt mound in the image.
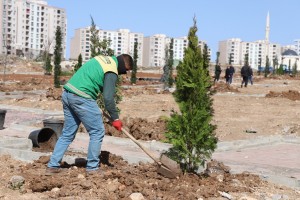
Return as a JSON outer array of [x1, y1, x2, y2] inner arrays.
[[213, 82, 239, 93], [105, 117, 167, 141], [266, 90, 300, 101], [17, 154, 265, 199]]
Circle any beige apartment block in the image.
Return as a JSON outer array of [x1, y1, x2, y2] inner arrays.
[[1, 0, 67, 59], [219, 38, 281, 70], [70, 27, 144, 66]]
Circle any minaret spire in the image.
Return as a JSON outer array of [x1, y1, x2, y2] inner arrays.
[[265, 12, 270, 64], [265, 11, 270, 43]]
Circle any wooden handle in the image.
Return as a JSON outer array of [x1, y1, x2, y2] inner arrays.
[[103, 111, 161, 165]]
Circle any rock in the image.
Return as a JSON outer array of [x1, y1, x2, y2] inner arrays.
[[239, 197, 258, 200], [77, 174, 85, 179], [218, 191, 232, 199], [8, 175, 25, 190], [129, 192, 145, 200], [107, 179, 120, 192], [51, 187, 60, 192]]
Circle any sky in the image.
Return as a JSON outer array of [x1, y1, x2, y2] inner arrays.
[[47, 0, 300, 60]]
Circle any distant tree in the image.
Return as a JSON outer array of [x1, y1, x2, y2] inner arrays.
[[273, 56, 278, 74], [264, 56, 270, 78], [89, 17, 120, 112], [165, 17, 217, 173], [45, 55, 52, 75], [288, 59, 291, 74], [292, 60, 298, 75], [168, 38, 174, 87], [54, 26, 62, 88], [161, 44, 170, 89], [74, 53, 82, 72], [258, 58, 262, 75], [90, 16, 99, 58], [131, 40, 138, 84], [202, 44, 210, 71]]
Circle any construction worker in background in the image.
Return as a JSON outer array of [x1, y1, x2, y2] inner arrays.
[[229, 65, 235, 84], [248, 66, 253, 85], [46, 54, 133, 175], [213, 63, 222, 83], [241, 64, 251, 88]]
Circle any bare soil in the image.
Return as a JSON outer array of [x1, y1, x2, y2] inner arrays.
[[0, 70, 300, 199]]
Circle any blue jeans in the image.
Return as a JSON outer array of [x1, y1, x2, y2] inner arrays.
[[48, 90, 105, 171]]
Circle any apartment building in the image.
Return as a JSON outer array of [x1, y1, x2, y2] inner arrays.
[[143, 35, 210, 67], [70, 27, 144, 66], [1, 0, 67, 59], [219, 38, 281, 70], [142, 34, 170, 67]]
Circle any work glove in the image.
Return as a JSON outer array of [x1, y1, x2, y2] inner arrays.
[[112, 119, 122, 131]]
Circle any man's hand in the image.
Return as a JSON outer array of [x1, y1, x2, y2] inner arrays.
[[112, 119, 122, 131]]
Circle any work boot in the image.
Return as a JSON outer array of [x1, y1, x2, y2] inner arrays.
[[45, 167, 66, 176]]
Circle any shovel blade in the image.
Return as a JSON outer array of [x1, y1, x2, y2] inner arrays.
[[160, 154, 181, 175], [157, 165, 178, 179]]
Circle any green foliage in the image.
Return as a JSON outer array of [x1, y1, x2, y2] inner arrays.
[[292, 60, 298, 75], [277, 64, 284, 75], [89, 17, 120, 112], [54, 26, 62, 88], [168, 38, 174, 87], [165, 17, 217, 173], [264, 56, 270, 78], [131, 40, 138, 84], [74, 53, 82, 72], [202, 44, 210, 70], [273, 56, 278, 74], [90, 16, 114, 57], [45, 55, 52, 75], [96, 76, 123, 113], [90, 16, 99, 58]]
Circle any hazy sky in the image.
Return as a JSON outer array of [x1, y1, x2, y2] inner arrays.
[[47, 0, 300, 59]]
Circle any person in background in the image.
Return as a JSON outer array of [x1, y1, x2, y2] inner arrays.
[[241, 64, 251, 88], [225, 66, 231, 84], [46, 54, 133, 175], [214, 63, 222, 83], [229, 65, 235, 84], [248, 66, 253, 85]]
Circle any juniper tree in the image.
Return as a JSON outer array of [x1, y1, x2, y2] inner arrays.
[[165, 17, 217, 172], [292, 60, 298, 75], [74, 53, 82, 72], [89, 17, 120, 112], [45, 55, 52, 75], [264, 56, 270, 78], [131, 40, 138, 84], [161, 45, 170, 89], [168, 38, 174, 87], [54, 26, 62, 88], [202, 44, 210, 70], [90, 16, 99, 58]]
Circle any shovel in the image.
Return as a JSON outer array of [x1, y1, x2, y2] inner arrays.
[[103, 111, 181, 178]]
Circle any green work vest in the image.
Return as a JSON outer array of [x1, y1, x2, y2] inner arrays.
[[64, 55, 118, 100]]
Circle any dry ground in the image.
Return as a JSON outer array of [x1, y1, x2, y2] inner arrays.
[[0, 71, 300, 199]]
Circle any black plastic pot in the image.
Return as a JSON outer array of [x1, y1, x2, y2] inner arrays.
[[28, 127, 58, 148], [0, 109, 7, 130], [43, 119, 64, 138]]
